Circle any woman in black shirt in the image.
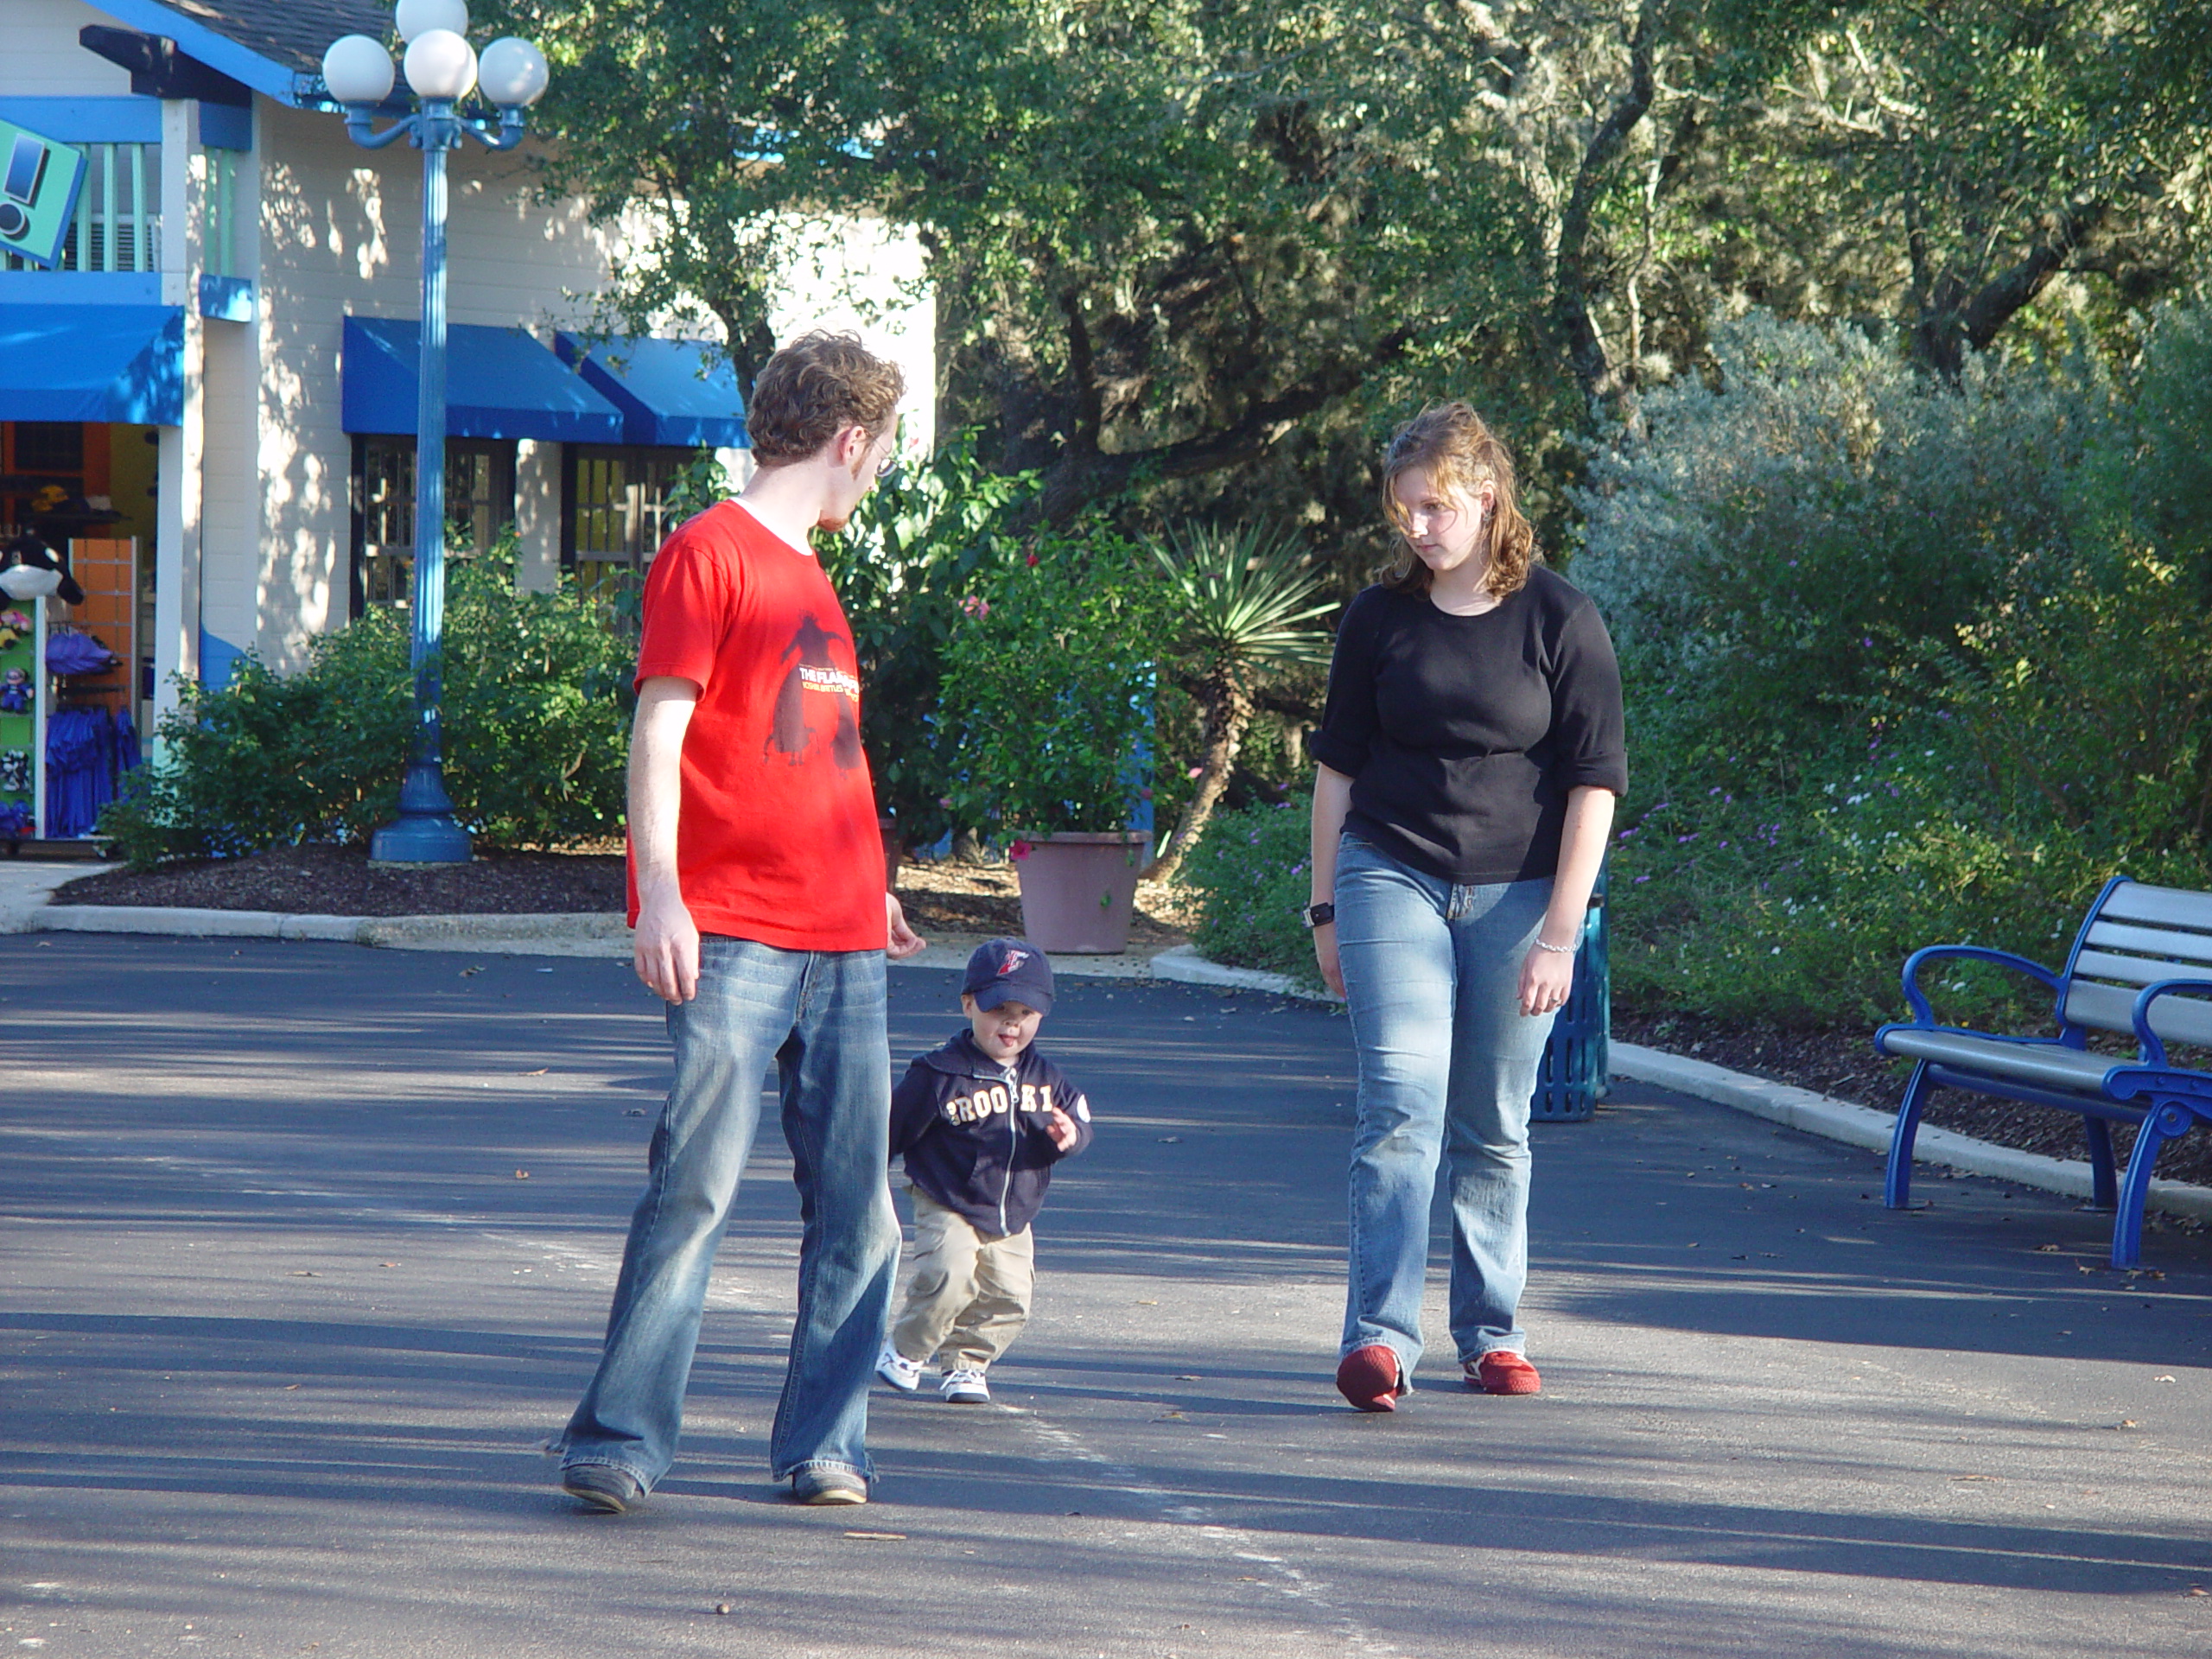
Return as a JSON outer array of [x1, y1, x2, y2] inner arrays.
[[1307, 404, 1625, 1411]]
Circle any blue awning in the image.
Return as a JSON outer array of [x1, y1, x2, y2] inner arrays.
[[0, 304, 181, 424], [342, 317, 624, 442], [555, 333, 749, 448]]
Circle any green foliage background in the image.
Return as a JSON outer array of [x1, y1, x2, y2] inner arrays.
[[1570, 305, 2212, 1029], [101, 549, 635, 866], [934, 531, 1170, 838]]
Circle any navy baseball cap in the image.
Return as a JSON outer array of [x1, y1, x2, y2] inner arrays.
[[963, 938, 1055, 1015]]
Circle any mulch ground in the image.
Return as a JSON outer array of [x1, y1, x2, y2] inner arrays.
[[53, 844, 628, 917], [50, 843, 1196, 945], [46, 845, 2211, 1193]]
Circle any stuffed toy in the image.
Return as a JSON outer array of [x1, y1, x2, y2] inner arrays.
[[0, 533, 86, 605], [0, 667, 28, 713], [0, 750, 27, 792]]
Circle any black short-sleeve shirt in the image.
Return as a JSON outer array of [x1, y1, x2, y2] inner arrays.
[[1310, 567, 1628, 884]]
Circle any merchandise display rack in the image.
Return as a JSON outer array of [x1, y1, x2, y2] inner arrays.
[[0, 594, 47, 842]]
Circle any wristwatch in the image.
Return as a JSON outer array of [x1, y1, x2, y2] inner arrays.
[[1300, 901, 1336, 930]]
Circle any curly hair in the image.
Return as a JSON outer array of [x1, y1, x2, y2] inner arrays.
[[1378, 403, 1538, 600], [746, 331, 906, 464]]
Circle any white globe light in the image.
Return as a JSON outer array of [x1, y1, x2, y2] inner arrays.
[[404, 29, 478, 99], [477, 37, 549, 108], [394, 0, 468, 41], [321, 34, 396, 104]]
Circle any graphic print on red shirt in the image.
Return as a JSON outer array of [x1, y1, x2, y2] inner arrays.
[[626, 500, 886, 951]]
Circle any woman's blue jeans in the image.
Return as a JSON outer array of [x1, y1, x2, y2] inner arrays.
[[1335, 834, 1557, 1376], [556, 937, 900, 1489]]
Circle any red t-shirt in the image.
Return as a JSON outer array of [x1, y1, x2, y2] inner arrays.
[[626, 500, 885, 951]]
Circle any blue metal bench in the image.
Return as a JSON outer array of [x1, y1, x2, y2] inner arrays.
[[1873, 876, 2212, 1267]]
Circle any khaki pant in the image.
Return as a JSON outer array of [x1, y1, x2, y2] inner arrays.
[[889, 1188, 1035, 1370]]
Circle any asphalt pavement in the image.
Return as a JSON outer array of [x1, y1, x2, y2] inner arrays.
[[4, 932, 2209, 1657]]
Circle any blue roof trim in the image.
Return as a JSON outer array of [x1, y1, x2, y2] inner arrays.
[[80, 0, 304, 105], [553, 333, 751, 448], [0, 272, 164, 304], [0, 98, 164, 143], [197, 100, 252, 150], [343, 316, 624, 442], [0, 303, 182, 424]]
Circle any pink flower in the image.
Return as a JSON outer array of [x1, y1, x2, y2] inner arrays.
[[938, 796, 954, 808], [1186, 765, 1203, 778], [958, 594, 991, 620], [1009, 839, 1034, 860]]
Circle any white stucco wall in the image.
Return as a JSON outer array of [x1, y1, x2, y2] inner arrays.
[[0, 0, 135, 95], [245, 101, 643, 662]]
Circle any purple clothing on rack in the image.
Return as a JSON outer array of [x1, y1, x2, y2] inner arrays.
[[46, 705, 118, 837]]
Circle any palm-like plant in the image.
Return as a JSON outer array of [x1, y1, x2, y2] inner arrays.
[[1143, 521, 1336, 881]]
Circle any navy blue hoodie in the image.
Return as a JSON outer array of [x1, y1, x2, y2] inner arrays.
[[888, 1029, 1094, 1236]]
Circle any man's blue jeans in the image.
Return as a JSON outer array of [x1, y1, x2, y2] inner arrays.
[[556, 937, 899, 1490], [1334, 834, 1557, 1376]]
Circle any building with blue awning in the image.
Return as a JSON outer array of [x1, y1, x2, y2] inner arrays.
[[0, 0, 933, 753], [554, 334, 752, 450]]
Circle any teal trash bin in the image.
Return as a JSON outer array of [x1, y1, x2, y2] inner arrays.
[[1530, 869, 1609, 1122]]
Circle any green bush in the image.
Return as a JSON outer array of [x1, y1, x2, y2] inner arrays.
[[1574, 309, 2097, 782], [1179, 791, 1319, 987], [819, 431, 1036, 848], [1576, 307, 2212, 1029], [100, 546, 634, 866], [935, 527, 1168, 838]]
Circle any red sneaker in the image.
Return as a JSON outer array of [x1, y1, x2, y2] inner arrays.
[[1467, 1351, 1541, 1395], [1335, 1343, 1405, 1412]]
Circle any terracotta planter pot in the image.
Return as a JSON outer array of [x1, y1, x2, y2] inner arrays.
[[1011, 831, 1150, 954], [878, 813, 902, 892]]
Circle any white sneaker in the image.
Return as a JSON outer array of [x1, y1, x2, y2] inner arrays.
[[940, 1367, 990, 1404], [875, 1345, 924, 1393]]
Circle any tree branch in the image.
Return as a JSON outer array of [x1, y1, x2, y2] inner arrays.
[[1551, 0, 1667, 411], [1034, 328, 1416, 524], [1913, 195, 2107, 376]]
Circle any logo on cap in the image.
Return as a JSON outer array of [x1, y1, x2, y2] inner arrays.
[[997, 945, 1031, 977]]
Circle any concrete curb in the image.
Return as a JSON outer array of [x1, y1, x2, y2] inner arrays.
[[1146, 944, 1319, 999], [32, 903, 635, 956]]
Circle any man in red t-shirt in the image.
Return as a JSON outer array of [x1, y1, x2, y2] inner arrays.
[[556, 333, 925, 1511]]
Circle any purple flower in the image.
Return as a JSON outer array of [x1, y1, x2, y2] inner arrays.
[[1634, 874, 1650, 883], [1677, 834, 1698, 843]]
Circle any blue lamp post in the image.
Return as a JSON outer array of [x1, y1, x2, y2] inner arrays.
[[320, 2, 550, 863]]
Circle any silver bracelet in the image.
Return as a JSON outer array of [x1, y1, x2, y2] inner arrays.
[[1532, 938, 1576, 954]]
